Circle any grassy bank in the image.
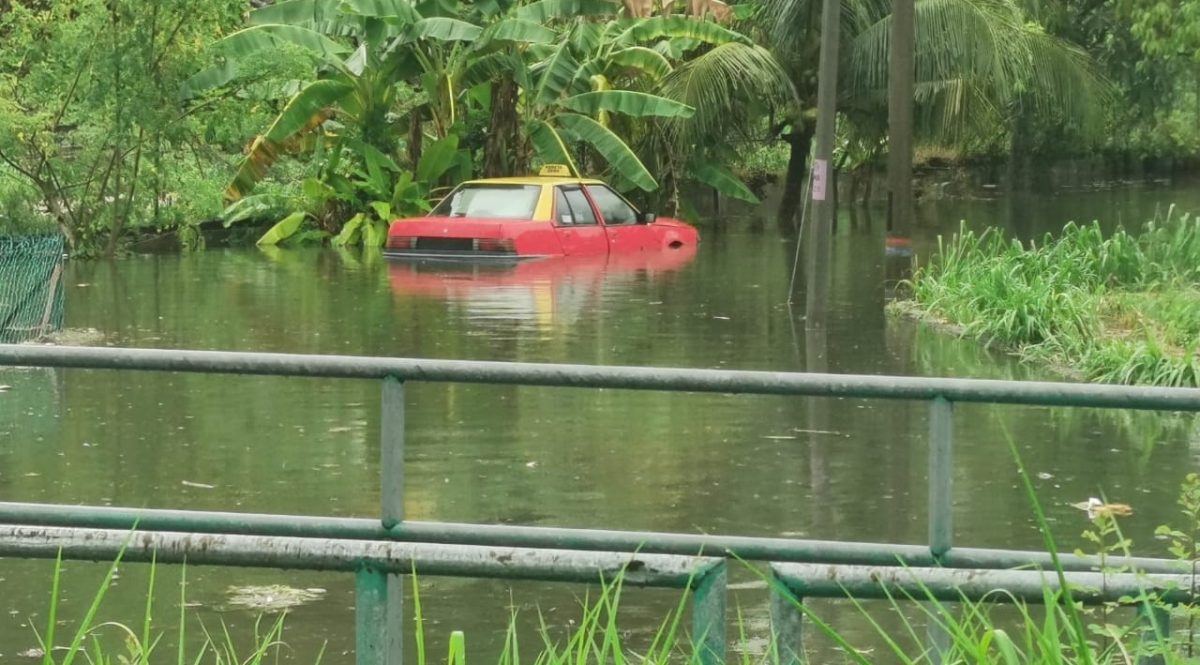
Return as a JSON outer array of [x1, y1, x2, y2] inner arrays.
[[897, 215, 1200, 386]]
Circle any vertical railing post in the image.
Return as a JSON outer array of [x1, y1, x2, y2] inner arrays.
[[1135, 603, 1170, 665], [357, 566, 389, 665], [369, 376, 405, 665], [928, 397, 953, 559], [769, 570, 803, 665], [692, 563, 727, 665]]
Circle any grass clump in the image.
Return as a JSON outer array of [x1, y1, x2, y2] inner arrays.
[[901, 213, 1200, 386]]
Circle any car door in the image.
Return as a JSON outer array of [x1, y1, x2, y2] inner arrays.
[[586, 185, 655, 252], [552, 186, 608, 256]]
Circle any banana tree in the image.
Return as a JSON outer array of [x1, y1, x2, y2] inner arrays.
[[492, 12, 785, 192]]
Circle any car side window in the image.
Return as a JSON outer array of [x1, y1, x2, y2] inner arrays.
[[558, 187, 598, 225], [555, 189, 574, 225], [585, 185, 638, 225]]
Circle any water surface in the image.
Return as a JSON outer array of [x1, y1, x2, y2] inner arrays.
[[3, 180, 1200, 660]]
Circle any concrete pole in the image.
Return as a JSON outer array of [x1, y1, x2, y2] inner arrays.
[[887, 0, 915, 237], [805, 0, 841, 329]]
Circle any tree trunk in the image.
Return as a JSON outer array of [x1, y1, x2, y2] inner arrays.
[[483, 78, 521, 178], [776, 125, 815, 230], [887, 0, 915, 236], [407, 107, 424, 169]]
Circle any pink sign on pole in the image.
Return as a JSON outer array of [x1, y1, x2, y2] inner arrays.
[[812, 158, 828, 201]]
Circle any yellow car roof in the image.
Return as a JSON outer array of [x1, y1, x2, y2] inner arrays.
[[462, 176, 606, 186]]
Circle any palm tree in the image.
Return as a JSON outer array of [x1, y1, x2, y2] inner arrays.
[[758, 0, 1111, 226]]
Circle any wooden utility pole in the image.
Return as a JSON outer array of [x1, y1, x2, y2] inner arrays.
[[887, 0, 915, 237], [805, 0, 840, 329]]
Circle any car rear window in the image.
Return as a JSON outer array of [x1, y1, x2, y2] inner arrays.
[[430, 185, 541, 219]]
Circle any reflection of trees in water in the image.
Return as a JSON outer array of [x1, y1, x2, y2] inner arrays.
[[904, 319, 1200, 465]]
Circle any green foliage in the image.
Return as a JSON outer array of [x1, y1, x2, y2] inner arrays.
[[904, 214, 1200, 386], [0, 0, 248, 256]]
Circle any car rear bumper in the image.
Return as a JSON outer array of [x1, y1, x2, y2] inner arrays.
[[383, 249, 549, 263]]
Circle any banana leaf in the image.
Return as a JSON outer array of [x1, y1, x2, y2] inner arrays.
[[555, 113, 655, 191], [528, 120, 579, 175], [559, 90, 694, 118], [257, 212, 309, 246], [516, 0, 617, 22], [332, 213, 366, 247], [607, 46, 672, 81], [614, 16, 749, 47], [688, 161, 758, 203], [532, 42, 580, 106]]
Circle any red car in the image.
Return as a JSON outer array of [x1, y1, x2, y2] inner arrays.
[[385, 167, 700, 261]]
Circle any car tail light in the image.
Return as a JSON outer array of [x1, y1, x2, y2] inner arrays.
[[472, 238, 515, 253], [387, 235, 417, 250]]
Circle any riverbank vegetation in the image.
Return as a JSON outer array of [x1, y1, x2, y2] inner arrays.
[[897, 213, 1200, 386], [2, 0, 1200, 256]]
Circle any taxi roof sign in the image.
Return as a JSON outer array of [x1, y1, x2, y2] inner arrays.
[[538, 164, 573, 177]]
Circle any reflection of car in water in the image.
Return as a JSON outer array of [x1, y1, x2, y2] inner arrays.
[[385, 166, 699, 262], [388, 243, 698, 328]]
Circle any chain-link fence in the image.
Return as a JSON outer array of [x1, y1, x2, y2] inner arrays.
[[0, 234, 65, 343]]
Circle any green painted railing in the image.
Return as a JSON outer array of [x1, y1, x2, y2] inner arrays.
[[2, 344, 1200, 664]]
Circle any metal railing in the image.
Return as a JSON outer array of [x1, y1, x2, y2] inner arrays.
[[3, 344, 1200, 664]]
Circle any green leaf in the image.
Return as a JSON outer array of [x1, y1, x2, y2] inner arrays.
[[533, 42, 580, 106], [555, 113, 655, 191], [461, 52, 513, 90], [370, 201, 393, 221], [257, 212, 309, 246], [407, 17, 483, 42], [688, 161, 758, 203], [249, 0, 340, 26], [216, 24, 350, 68], [559, 90, 694, 118], [416, 134, 460, 183], [569, 20, 604, 54], [332, 213, 366, 247], [614, 16, 749, 47], [180, 61, 238, 99], [342, 0, 422, 21], [363, 218, 389, 247], [607, 46, 672, 81], [227, 79, 353, 199], [516, 0, 617, 22], [481, 18, 557, 45], [988, 629, 1021, 665], [264, 80, 353, 142], [528, 120, 579, 176]]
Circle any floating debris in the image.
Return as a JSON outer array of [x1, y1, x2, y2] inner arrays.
[[181, 480, 215, 489], [0, 385, 11, 393], [226, 585, 326, 612], [17, 647, 44, 658], [1071, 497, 1133, 519], [761, 435, 797, 440], [1037, 472, 1054, 480]]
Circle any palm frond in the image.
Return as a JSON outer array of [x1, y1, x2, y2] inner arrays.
[[658, 41, 796, 144]]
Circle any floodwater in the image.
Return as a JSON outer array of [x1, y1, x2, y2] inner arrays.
[[3, 178, 1200, 661]]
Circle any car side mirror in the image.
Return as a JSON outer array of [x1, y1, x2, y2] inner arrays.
[[637, 212, 656, 224]]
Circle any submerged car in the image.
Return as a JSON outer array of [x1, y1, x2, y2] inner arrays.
[[385, 166, 699, 261]]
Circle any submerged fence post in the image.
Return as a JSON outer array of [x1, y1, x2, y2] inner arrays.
[[769, 570, 804, 665], [357, 566, 390, 665], [1135, 603, 1170, 665], [381, 377, 406, 664], [692, 562, 727, 665], [928, 397, 953, 559]]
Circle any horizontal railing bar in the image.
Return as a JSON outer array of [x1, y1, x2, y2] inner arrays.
[[771, 562, 1200, 605], [3, 345, 1200, 410], [0, 502, 1187, 574], [0, 525, 719, 587]]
